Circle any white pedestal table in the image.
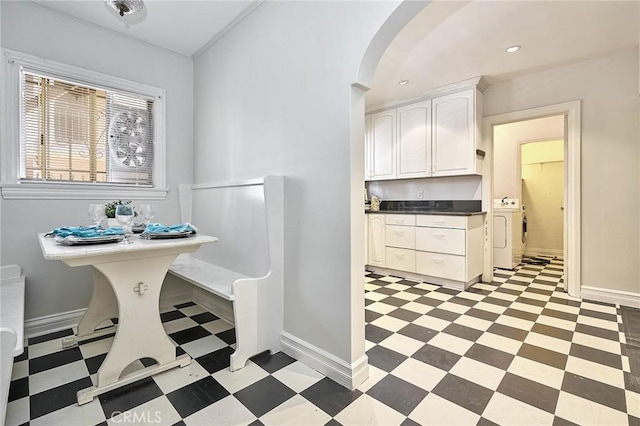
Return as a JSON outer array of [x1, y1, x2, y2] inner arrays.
[[38, 233, 218, 405]]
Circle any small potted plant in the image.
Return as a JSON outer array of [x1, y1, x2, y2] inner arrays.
[[105, 200, 137, 227]]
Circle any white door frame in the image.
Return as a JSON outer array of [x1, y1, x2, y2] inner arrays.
[[481, 101, 581, 298]]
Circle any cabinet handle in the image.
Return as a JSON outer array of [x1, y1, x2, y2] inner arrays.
[[432, 234, 445, 239], [434, 221, 446, 225], [395, 220, 405, 224], [395, 253, 404, 259], [433, 258, 444, 264], [395, 231, 404, 236]]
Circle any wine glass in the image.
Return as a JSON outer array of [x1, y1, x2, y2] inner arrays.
[[139, 204, 155, 227], [115, 204, 135, 244], [88, 204, 106, 228]]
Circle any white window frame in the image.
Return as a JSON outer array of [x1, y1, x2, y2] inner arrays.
[[1, 49, 168, 200]]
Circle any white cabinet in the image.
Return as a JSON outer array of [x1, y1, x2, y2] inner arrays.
[[366, 213, 484, 290], [386, 247, 416, 272], [368, 111, 396, 180], [365, 81, 484, 181], [432, 89, 482, 176], [368, 214, 386, 267], [397, 101, 431, 178]]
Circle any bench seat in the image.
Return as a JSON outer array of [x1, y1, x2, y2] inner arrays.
[[1, 265, 25, 426], [168, 176, 284, 372], [169, 254, 247, 302]]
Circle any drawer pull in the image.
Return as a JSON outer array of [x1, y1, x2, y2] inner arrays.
[[395, 253, 405, 259], [432, 234, 445, 239], [434, 221, 446, 225], [395, 231, 404, 236], [395, 220, 405, 224], [432, 258, 444, 264]]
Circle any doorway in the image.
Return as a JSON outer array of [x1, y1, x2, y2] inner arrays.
[[520, 138, 565, 260], [482, 101, 581, 297]]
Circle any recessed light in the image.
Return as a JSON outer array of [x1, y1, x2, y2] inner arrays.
[[398, 80, 409, 86], [505, 45, 521, 53]]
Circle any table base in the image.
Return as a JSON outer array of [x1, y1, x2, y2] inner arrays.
[[77, 354, 191, 405], [61, 325, 117, 348]]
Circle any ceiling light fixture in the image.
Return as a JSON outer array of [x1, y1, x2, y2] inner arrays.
[[105, 0, 144, 17], [398, 80, 409, 86], [505, 45, 521, 53]]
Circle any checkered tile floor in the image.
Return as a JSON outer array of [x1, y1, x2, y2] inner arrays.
[[6, 259, 640, 425]]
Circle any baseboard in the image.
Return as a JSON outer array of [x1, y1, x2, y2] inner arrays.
[[581, 286, 640, 308], [24, 308, 86, 339], [524, 247, 563, 258], [25, 289, 194, 339], [280, 331, 369, 390]]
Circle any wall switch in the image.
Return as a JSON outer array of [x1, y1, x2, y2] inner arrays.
[[417, 190, 424, 199]]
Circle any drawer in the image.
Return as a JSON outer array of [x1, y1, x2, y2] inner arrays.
[[386, 214, 416, 226], [385, 247, 416, 272], [416, 215, 466, 229], [415, 227, 465, 255], [416, 251, 465, 281], [385, 225, 416, 249]]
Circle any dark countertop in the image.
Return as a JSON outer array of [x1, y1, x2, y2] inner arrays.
[[365, 209, 485, 216], [364, 200, 484, 216]]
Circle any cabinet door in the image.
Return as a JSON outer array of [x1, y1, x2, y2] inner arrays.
[[368, 214, 386, 267], [432, 89, 475, 176], [369, 110, 396, 180], [397, 101, 431, 178]]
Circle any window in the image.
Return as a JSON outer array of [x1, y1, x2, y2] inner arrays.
[[1, 49, 167, 199]]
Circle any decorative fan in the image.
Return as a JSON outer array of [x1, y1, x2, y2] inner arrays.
[[108, 111, 148, 168]]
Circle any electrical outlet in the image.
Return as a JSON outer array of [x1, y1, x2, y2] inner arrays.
[[417, 190, 424, 199]]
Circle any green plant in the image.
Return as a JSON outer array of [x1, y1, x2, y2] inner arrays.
[[105, 200, 138, 218]]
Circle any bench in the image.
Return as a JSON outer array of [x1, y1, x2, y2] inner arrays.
[[168, 176, 284, 371], [1, 265, 25, 426]]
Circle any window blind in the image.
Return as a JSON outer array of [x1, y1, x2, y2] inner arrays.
[[20, 70, 154, 186]]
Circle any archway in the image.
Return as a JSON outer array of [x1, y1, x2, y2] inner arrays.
[[347, 0, 429, 389]]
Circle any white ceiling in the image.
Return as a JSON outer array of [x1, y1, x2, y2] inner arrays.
[[367, 0, 640, 109], [30, 0, 639, 107], [31, 0, 260, 57]]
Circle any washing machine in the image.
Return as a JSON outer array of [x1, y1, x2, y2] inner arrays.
[[493, 205, 526, 270]]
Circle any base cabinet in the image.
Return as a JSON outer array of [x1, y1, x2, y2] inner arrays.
[[366, 213, 484, 290], [368, 214, 386, 267]]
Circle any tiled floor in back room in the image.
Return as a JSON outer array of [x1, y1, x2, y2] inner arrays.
[[6, 258, 640, 425]]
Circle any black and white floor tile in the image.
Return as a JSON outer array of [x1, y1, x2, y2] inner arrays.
[[6, 259, 640, 425]]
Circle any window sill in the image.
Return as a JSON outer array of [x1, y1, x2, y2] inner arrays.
[[0, 182, 169, 200]]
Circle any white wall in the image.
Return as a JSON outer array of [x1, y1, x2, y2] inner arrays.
[[367, 176, 481, 201], [193, 0, 403, 366], [493, 115, 564, 200], [0, 1, 194, 320], [485, 47, 640, 295]]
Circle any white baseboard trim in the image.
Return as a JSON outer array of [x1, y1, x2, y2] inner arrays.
[[581, 286, 640, 308], [24, 308, 86, 339], [280, 331, 369, 390], [524, 247, 563, 258], [25, 289, 194, 339]]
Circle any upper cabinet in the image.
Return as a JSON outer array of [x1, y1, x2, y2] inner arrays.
[[397, 101, 431, 178], [369, 110, 397, 180], [365, 78, 486, 181]]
